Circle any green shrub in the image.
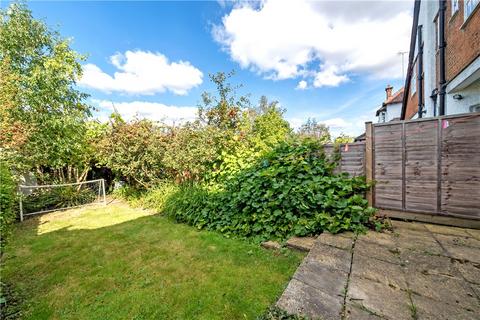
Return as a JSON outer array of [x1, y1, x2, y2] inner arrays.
[[111, 184, 144, 202], [139, 182, 180, 211], [163, 184, 219, 229], [0, 163, 17, 253], [160, 139, 375, 241]]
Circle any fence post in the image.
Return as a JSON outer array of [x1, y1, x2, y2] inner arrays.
[[401, 122, 406, 210], [102, 179, 107, 205], [365, 122, 374, 207], [19, 195, 24, 222]]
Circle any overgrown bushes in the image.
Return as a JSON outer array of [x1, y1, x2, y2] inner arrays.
[[122, 139, 376, 242], [209, 139, 375, 240], [0, 163, 17, 253]]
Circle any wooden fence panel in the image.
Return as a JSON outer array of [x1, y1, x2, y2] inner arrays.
[[322, 113, 479, 224], [440, 115, 480, 219], [373, 123, 403, 210], [369, 113, 480, 222], [404, 120, 438, 212], [339, 143, 365, 176], [323, 142, 365, 176]]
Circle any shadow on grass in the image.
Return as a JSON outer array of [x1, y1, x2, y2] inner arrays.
[[1, 203, 303, 320]]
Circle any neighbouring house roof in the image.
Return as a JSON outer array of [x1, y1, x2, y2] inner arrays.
[[385, 87, 405, 105], [354, 132, 366, 142], [375, 87, 405, 116]]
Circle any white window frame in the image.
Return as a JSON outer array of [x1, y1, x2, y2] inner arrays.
[[470, 104, 480, 113], [379, 111, 386, 123], [465, 0, 480, 21], [452, 0, 459, 15]]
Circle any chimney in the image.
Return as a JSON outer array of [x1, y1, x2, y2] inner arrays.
[[385, 85, 393, 100]]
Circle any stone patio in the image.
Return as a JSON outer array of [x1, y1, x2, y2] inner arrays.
[[277, 221, 480, 319]]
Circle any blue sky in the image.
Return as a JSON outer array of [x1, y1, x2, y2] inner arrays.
[[7, 1, 413, 136]]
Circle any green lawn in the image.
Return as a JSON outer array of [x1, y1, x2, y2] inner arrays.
[[1, 202, 304, 320]]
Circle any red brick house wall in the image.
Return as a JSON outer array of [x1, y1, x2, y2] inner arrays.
[[405, 60, 419, 119], [445, 0, 480, 82]]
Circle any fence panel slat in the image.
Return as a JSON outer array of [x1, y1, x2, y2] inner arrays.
[[440, 115, 480, 219], [373, 123, 403, 210], [404, 120, 438, 212]]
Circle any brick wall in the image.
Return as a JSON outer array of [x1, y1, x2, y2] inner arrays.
[[445, 0, 480, 82], [405, 92, 419, 119], [405, 60, 419, 119]]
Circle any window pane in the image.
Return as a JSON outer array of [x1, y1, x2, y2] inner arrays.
[[452, 0, 459, 14], [465, 0, 480, 19]]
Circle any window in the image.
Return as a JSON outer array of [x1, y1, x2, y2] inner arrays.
[[434, 17, 439, 50], [379, 111, 386, 123], [452, 0, 459, 15], [465, 0, 480, 20], [470, 104, 480, 113]]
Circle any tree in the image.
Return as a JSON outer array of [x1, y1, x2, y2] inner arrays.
[[0, 2, 90, 181], [333, 133, 354, 144], [97, 118, 168, 189], [250, 96, 291, 149], [198, 71, 250, 130], [163, 123, 224, 182], [298, 118, 331, 143]]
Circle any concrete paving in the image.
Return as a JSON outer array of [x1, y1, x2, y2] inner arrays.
[[277, 221, 480, 319]]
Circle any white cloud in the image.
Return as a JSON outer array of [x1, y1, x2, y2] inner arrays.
[[296, 80, 308, 90], [92, 99, 198, 125], [214, 0, 411, 87], [313, 65, 349, 88], [80, 50, 203, 95], [321, 117, 351, 129]]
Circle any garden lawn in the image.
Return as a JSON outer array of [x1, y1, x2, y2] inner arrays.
[[1, 202, 304, 320]]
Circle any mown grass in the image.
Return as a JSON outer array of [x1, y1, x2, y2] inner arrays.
[[1, 202, 304, 320]]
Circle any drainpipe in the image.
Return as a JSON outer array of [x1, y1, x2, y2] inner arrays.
[[431, 89, 438, 116], [438, 0, 447, 116], [417, 25, 424, 118]]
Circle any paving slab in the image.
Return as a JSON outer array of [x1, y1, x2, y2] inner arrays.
[[395, 232, 445, 255], [433, 233, 480, 249], [261, 240, 281, 250], [472, 283, 480, 299], [411, 293, 479, 320], [347, 276, 412, 320], [453, 260, 480, 285], [356, 231, 398, 248], [405, 271, 479, 311], [465, 229, 480, 241], [308, 243, 352, 273], [351, 253, 408, 289], [424, 223, 474, 237], [276, 221, 480, 320], [286, 236, 317, 252], [316, 232, 355, 250], [442, 243, 480, 264], [400, 249, 457, 277], [344, 303, 382, 319], [277, 278, 344, 320], [293, 261, 347, 298], [354, 239, 401, 265], [391, 220, 429, 232]]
